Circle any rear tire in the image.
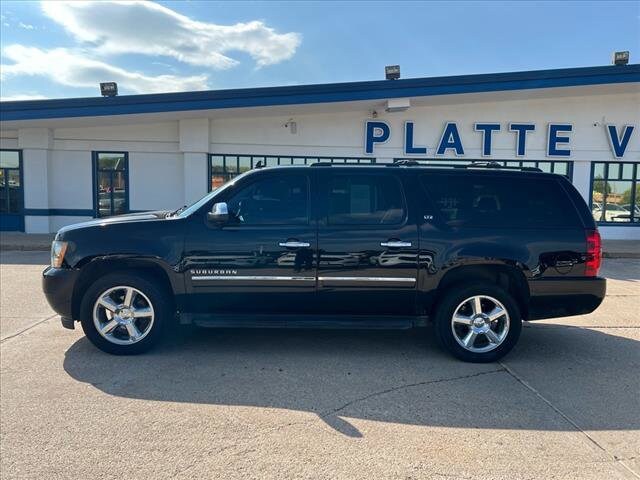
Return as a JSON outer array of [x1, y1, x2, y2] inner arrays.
[[433, 283, 522, 363], [79, 272, 171, 355]]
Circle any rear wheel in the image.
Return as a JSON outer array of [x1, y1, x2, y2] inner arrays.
[[80, 273, 171, 354], [434, 283, 522, 363]]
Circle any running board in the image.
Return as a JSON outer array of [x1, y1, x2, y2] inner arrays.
[[183, 314, 428, 329]]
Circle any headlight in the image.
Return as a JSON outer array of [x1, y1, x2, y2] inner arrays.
[[51, 241, 68, 268]]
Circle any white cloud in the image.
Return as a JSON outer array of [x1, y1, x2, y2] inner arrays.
[[41, 1, 301, 68], [0, 93, 48, 102], [18, 22, 35, 30], [1, 45, 210, 94]]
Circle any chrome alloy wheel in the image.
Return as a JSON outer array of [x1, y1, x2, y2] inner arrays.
[[451, 295, 510, 353], [92, 286, 155, 345]]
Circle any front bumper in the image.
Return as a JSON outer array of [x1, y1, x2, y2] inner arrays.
[[42, 266, 80, 326], [527, 277, 606, 320]]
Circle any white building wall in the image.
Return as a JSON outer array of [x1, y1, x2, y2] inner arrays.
[[48, 150, 93, 209], [129, 152, 184, 211], [209, 91, 640, 161]]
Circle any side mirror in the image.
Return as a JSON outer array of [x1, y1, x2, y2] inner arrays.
[[207, 202, 229, 224]]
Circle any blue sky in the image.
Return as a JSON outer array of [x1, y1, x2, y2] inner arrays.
[[1, 1, 638, 100]]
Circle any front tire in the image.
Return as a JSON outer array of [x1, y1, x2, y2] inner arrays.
[[79, 272, 171, 355], [433, 283, 522, 363]]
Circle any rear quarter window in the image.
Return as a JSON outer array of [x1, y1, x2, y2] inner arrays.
[[420, 173, 581, 228]]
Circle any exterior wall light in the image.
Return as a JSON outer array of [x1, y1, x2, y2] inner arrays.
[[100, 82, 118, 97], [612, 51, 629, 66], [385, 65, 400, 80]]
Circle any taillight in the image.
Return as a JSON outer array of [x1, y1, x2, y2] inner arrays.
[[585, 229, 602, 277]]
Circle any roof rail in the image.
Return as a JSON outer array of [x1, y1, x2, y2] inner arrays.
[[389, 159, 420, 166], [305, 160, 543, 173], [465, 161, 543, 172]]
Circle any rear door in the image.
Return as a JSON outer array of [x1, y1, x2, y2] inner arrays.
[[183, 170, 317, 314], [315, 169, 419, 315]]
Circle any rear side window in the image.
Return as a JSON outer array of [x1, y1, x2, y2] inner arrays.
[[326, 174, 406, 225], [421, 174, 580, 228]]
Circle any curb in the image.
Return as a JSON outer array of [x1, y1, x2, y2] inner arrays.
[[1, 246, 52, 252], [603, 252, 640, 259]]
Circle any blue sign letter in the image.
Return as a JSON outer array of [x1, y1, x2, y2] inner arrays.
[[607, 125, 635, 158], [548, 124, 572, 157], [509, 123, 535, 156], [365, 121, 390, 155], [436, 122, 464, 155], [474, 123, 501, 156], [404, 121, 427, 155]]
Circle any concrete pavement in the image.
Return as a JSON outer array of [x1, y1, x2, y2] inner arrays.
[[1, 251, 639, 479]]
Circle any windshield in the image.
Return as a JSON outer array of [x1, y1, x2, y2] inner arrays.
[[175, 171, 251, 218]]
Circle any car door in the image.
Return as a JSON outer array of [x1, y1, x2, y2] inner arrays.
[[183, 170, 317, 315], [315, 169, 419, 316]]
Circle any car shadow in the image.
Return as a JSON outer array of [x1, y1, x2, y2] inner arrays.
[[63, 324, 640, 438]]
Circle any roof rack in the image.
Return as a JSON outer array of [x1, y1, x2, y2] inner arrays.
[[309, 161, 333, 167], [306, 160, 543, 173], [464, 161, 543, 172], [388, 159, 543, 172]]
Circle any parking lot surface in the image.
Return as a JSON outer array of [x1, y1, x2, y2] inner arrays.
[[1, 251, 639, 480]]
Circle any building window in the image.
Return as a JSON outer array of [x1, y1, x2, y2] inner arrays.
[[0, 150, 22, 216], [392, 158, 574, 180], [94, 152, 129, 217], [209, 154, 376, 191], [591, 162, 639, 224]]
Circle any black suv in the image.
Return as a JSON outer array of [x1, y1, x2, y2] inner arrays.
[[42, 163, 605, 362]]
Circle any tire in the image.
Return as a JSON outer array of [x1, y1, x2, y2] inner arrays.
[[433, 282, 522, 363], [79, 272, 172, 355]]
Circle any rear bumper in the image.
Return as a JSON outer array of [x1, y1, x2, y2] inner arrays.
[[527, 277, 606, 320], [42, 266, 79, 323]]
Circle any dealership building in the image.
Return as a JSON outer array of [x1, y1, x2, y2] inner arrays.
[[0, 64, 638, 238]]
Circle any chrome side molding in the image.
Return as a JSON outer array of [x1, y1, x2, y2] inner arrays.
[[192, 275, 315, 281], [318, 276, 416, 283]]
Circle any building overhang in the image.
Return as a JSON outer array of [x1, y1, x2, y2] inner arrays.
[[1, 64, 639, 125]]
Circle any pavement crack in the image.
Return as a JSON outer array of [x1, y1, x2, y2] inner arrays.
[[320, 368, 505, 419], [500, 361, 640, 479], [0, 314, 58, 343]]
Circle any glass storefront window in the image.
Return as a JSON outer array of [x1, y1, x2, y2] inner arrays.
[[591, 162, 639, 224], [0, 150, 22, 216], [208, 154, 375, 191], [0, 150, 20, 169], [94, 152, 128, 217]]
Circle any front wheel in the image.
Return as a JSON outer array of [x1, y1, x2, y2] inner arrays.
[[80, 273, 171, 355], [433, 283, 522, 363]]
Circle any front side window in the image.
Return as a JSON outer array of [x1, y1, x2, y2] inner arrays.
[[591, 162, 639, 224], [94, 152, 128, 217], [326, 174, 406, 226], [226, 174, 309, 225], [421, 174, 580, 228]]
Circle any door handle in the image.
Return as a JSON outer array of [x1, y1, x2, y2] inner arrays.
[[380, 240, 412, 248], [279, 241, 311, 248]]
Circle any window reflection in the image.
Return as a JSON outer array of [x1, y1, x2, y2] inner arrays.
[[591, 162, 639, 224], [95, 152, 128, 217]]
